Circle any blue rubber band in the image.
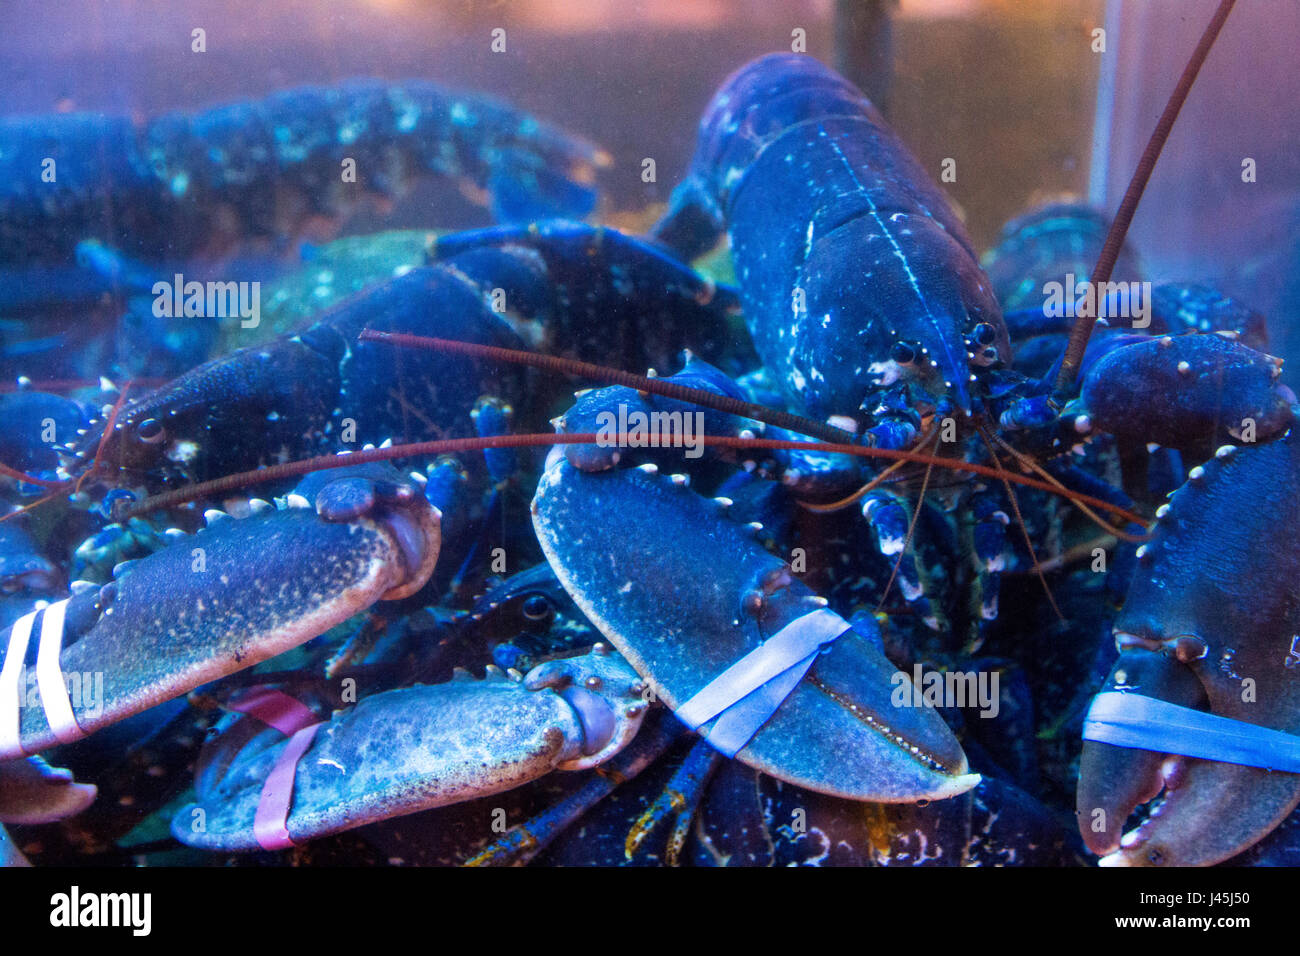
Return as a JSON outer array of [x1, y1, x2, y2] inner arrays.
[[1083, 691, 1300, 773], [699, 650, 816, 757], [675, 607, 847, 757]]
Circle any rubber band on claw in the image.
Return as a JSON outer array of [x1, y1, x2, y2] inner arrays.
[[676, 608, 847, 757], [226, 688, 325, 852], [0, 600, 86, 756], [1083, 691, 1300, 773]]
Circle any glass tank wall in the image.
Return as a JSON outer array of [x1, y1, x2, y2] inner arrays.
[[1, 1, 1297, 871]]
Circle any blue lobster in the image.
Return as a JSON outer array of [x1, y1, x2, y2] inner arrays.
[[526, 48, 1299, 866], [0, 78, 611, 388], [6, 8, 1300, 867], [0, 80, 606, 278], [64, 221, 742, 490]]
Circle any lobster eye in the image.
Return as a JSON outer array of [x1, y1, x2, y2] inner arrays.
[[973, 323, 997, 346], [136, 418, 166, 444], [521, 594, 553, 621], [890, 341, 917, 365]]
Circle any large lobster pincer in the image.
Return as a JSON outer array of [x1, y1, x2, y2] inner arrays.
[[0, 464, 439, 761], [171, 644, 647, 852], [1077, 422, 1300, 866], [66, 221, 742, 490], [532, 453, 980, 803], [1068, 333, 1295, 460]]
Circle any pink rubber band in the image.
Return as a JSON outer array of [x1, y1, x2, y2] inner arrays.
[[224, 687, 324, 852], [226, 688, 320, 736], [252, 722, 321, 851]]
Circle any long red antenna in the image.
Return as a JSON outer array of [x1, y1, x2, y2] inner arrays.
[[1053, 0, 1236, 396], [116, 431, 1149, 529]]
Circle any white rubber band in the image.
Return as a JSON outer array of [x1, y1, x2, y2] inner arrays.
[[675, 607, 849, 756], [34, 600, 83, 745], [0, 609, 39, 758], [676, 607, 847, 729], [699, 648, 819, 757], [1084, 690, 1300, 773]]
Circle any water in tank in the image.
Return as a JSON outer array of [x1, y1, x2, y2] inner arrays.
[[0, 0, 1297, 870]]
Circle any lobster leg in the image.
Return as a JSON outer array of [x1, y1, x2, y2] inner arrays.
[[969, 487, 1012, 628], [625, 736, 724, 865], [464, 711, 685, 866], [861, 490, 939, 630]]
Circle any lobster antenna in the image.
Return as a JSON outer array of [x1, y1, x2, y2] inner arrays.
[[1053, 0, 1237, 397], [117, 432, 1149, 528], [989, 430, 1145, 543], [75, 380, 134, 495], [0, 462, 64, 489], [0, 382, 137, 521], [358, 330, 856, 445], [799, 418, 942, 513], [119, 433, 574, 517], [799, 452, 910, 513]]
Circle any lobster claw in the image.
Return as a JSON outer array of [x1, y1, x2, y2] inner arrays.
[[1077, 431, 1300, 866], [0, 467, 440, 760], [1079, 643, 1300, 867], [1076, 647, 1204, 863], [532, 456, 979, 803], [172, 647, 648, 851], [0, 755, 97, 824]]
